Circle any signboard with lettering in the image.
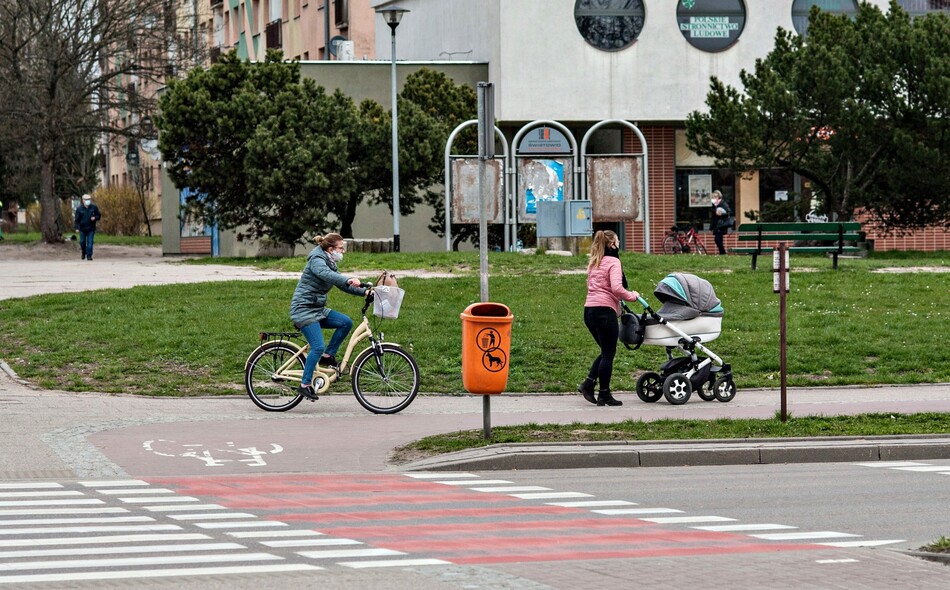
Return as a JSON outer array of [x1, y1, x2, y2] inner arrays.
[[677, 0, 746, 53], [517, 126, 572, 155]]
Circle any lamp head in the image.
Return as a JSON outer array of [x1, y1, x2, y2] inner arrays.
[[376, 5, 409, 31]]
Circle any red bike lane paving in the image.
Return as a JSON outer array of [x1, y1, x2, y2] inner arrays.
[[147, 473, 820, 566]]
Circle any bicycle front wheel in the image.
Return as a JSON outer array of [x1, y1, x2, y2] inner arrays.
[[692, 240, 708, 255], [351, 344, 420, 414], [663, 234, 683, 254], [245, 341, 304, 412]]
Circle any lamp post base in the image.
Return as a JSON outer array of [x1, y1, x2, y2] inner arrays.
[[393, 234, 400, 253]]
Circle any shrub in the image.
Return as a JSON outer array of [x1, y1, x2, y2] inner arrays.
[[23, 200, 74, 234], [92, 186, 158, 236]]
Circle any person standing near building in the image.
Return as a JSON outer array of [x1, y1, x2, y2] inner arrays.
[[710, 190, 731, 255], [73, 194, 102, 260], [578, 230, 640, 407], [74, 194, 101, 260]]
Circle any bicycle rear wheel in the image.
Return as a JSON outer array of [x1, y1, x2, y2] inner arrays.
[[351, 344, 420, 414], [245, 341, 304, 412], [663, 234, 683, 254]]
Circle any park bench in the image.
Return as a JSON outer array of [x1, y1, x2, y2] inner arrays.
[[733, 221, 865, 270]]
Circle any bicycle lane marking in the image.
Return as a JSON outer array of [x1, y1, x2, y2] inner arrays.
[[150, 473, 830, 566]]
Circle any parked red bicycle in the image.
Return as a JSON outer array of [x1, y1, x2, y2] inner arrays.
[[663, 225, 708, 255]]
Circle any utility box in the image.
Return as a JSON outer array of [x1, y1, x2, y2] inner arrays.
[[536, 201, 565, 238], [568, 200, 592, 236], [460, 302, 513, 394]]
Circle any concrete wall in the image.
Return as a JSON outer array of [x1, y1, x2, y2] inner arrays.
[[375, 0, 892, 123]]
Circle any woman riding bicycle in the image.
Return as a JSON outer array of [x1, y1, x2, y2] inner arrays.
[[290, 233, 370, 401]]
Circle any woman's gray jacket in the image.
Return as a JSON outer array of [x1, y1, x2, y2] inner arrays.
[[289, 247, 366, 329]]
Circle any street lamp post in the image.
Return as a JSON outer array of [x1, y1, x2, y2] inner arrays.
[[376, 5, 409, 253]]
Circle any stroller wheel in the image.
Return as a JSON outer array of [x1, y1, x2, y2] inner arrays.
[[663, 373, 692, 405], [697, 385, 716, 402], [712, 376, 737, 402], [636, 372, 663, 403]]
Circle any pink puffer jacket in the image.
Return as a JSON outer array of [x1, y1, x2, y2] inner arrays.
[[584, 256, 639, 316]]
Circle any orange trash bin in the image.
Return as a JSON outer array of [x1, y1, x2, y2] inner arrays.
[[460, 302, 513, 394]]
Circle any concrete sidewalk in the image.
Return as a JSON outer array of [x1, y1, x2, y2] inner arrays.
[[2, 245, 950, 479], [2, 359, 949, 479]]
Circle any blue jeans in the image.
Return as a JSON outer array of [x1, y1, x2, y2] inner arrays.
[[584, 306, 619, 393], [79, 230, 95, 259], [300, 310, 353, 386]]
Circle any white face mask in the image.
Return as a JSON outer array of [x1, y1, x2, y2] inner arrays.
[[83, 199, 91, 206], [329, 250, 343, 263]]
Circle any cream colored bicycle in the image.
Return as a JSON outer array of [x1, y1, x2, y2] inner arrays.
[[244, 286, 419, 414]]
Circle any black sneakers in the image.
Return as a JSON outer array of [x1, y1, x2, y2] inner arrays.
[[319, 354, 338, 368], [298, 385, 318, 401], [578, 379, 596, 405]]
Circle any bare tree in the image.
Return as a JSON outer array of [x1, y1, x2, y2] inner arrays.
[[0, 0, 197, 243]]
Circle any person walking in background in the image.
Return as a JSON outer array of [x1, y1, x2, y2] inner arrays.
[[578, 230, 640, 407], [289, 233, 371, 401], [74, 194, 101, 260], [710, 190, 732, 255]]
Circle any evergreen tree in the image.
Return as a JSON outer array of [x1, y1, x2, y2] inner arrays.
[[685, 2, 950, 231]]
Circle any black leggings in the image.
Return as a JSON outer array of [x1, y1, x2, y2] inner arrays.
[[584, 306, 619, 392]]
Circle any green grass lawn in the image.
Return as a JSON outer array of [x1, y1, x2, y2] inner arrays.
[[0, 250, 947, 396], [0, 231, 161, 246], [394, 412, 950, 459]]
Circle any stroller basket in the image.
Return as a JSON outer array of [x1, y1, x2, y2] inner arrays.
[[641, 314, 722, 346]]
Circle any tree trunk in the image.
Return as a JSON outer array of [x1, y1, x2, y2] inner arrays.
[[39, 154, 64, 244], [339, 195, 359, 238]]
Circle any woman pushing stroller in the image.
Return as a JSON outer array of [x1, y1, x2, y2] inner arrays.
[[578, 230, 641, 407]]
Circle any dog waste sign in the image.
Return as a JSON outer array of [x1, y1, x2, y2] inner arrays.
[[773, 249, 789, 293], [460, 302, 513, 394], [774, 243, 789, 422]]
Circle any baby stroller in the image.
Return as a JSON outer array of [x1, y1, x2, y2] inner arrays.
[[622, 272, 735, 405]]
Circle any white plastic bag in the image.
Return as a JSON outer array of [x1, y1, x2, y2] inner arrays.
[[373, 285, 405, 319]]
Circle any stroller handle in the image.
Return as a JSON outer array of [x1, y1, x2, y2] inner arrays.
[[634, 297, 664, 322]]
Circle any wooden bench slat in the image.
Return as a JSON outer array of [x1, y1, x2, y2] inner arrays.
[[735, 222, 862, 232], [732, 246, 862, 253], [736, 233, 863, 242]]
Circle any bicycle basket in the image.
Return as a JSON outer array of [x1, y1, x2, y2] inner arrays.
[[373, 285, 405, 319]]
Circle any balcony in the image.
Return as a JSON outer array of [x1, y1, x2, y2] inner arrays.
[[210, 0, 223, 7]]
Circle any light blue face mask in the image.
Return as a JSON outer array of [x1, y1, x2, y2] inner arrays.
[[330, 250, 343, 263]]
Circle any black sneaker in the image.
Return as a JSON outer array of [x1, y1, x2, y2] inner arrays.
[[298, 385, 318, 401], [319, 354, 338, 368]]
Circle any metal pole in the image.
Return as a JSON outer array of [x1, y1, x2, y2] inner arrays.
[[390, 28, 401, 252], [483, 395, 492, 439], [477, 84, 491, 302], [324, 0, 330, 60], [779, 242, 788, 422]]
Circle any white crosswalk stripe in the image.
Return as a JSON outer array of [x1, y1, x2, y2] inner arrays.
[[0, 479, 431, 584]]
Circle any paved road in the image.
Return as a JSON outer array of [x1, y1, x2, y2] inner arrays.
[[2, 244, 949, 588]]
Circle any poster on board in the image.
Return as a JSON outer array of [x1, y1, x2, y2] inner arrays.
[[688, 174, 712, 207]]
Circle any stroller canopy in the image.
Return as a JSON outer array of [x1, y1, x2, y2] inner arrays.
[[653, 273, 724, 320]]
